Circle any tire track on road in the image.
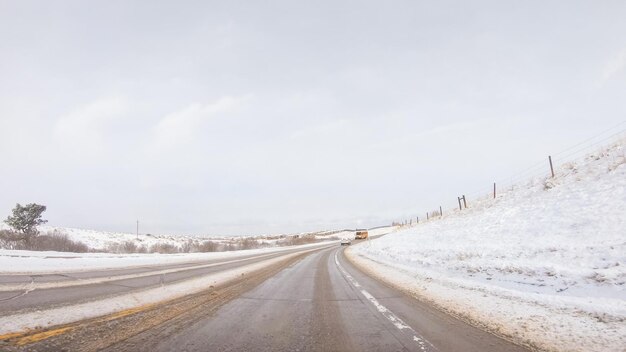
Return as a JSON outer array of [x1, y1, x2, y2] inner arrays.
[[0, 248, 324, 352]]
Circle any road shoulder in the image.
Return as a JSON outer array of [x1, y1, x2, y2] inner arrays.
[[345, 246, 626, 352]]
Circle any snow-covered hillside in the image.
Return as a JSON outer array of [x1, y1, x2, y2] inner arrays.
[[0, 224, 357, 252], [348, 138, 626, 351], [45, 226, 213, 250]]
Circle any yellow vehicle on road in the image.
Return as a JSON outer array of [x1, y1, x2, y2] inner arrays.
[[355, 229, 369, 240]]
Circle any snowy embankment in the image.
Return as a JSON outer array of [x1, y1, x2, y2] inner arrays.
[[347, 139, 626, 352]]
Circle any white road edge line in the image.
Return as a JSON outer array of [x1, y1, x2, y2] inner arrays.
[[334, 250, 437, 352]]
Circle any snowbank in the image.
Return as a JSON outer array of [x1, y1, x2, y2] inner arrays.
[[348, 139, 626, 351]]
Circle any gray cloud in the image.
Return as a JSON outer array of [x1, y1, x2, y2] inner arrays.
[[1, 1, 625, 235]]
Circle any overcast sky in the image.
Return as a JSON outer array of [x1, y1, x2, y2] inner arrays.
[[1, 1, 625, 236]]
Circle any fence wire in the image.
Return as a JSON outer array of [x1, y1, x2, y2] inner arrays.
[[412, 120, 626, 222]]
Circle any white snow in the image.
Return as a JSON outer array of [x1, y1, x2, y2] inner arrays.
[[0, 240, 336, 274], [0, 224, 210, 251], [0, 224, 360, 252], [348, 138, 626, 352], [0, 226, 397, 274]]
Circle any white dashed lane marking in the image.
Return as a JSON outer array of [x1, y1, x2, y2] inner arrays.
[[334, 251, 437, 352]]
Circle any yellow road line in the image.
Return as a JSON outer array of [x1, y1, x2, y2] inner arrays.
[[97, 303, 156, 322], [0, 331, 25, 341], [0, 303, 156, 346], [14, 327, 73, 346]]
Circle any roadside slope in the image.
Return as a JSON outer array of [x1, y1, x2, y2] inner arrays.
[[348, 138, 626, 352]]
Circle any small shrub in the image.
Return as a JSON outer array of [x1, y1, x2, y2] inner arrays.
[[1, 229, 91, 252], [149, 243, 180, 254], [181, 240, 194, 253], [221, 243, 238, 251], [277, 234, 317, 246], [194, 240, 219, 252], [239, 237, 261, 250], [120, 241, 139, 253], [0, 229, 22, 249], [21, 231, 90, 252]]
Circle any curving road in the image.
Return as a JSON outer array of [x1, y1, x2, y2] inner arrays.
[[116, 246, 527, 352], [0, 247, 321, 316], [0, 243, 529, 352]]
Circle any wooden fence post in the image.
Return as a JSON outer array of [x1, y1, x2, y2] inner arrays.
[[493, 182, 496, 199], [462, 195, 467, 208], [457, 197, 462, 210], [439, 206, 442, 217], [549, 155, 555, 178]]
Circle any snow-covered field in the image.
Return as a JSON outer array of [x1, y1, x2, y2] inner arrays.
[[44, 226, 215, 250], [0, 223, 362, 253], [348, 138, 626, 352], [0, 223, 226, 250], [0, 226, 396, 273]]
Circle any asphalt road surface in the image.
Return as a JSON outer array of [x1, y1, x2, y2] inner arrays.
[[0, 243, 529, 352], [0, 247, 318, 316]]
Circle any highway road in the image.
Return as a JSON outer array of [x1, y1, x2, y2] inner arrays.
[[0, 243, 529, 352], [0, 247, 320, 315]]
